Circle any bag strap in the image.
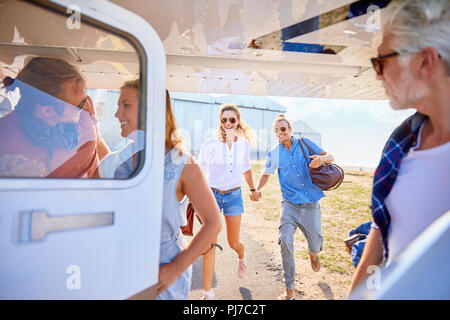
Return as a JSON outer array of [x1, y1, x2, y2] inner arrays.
[[300, 137, 317, 155], [298, 139, 317, 184], [297, 139, 310, 165]]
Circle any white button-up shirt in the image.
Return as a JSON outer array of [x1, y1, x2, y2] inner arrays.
[[198, 136, 252, 191]]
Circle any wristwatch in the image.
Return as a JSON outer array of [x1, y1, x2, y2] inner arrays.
[[250, 188, 256, 192]]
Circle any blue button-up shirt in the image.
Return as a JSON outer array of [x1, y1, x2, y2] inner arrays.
[[265, 137, 324, 204]]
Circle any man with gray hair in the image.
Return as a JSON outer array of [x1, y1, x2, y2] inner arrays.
[[349, 0, 450, 293]]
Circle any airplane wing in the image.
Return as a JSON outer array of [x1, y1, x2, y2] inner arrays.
[[110, 0, 390, 99], [1, 0, 389, 99]]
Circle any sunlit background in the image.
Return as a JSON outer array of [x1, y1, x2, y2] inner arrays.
[[271, 96, 415, 168]]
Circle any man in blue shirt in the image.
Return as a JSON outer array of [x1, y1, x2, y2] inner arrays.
[[255, 114, 334, 300]]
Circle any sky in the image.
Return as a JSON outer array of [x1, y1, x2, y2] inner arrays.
[[269, 96, 416, 169]]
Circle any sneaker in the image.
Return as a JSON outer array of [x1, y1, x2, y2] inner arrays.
[[201, 290, 215, 300], [237, 256, 247, 279]]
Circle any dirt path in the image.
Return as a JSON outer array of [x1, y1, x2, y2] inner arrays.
[[188, 201, 351, 300], [187, 214, 285, 300]]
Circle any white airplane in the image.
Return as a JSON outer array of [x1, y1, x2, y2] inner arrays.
[[0, 0, 448, 299]]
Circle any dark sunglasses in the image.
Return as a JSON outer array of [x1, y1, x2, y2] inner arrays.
[[370, 51, 399, 76], [274, 127, 287, 133], [371, 50, 442, 76], [76, 96, 89, 110], [221, 117, 237, 124]]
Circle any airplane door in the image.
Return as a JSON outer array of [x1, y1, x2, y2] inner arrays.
[[0, 0, 167, 299]]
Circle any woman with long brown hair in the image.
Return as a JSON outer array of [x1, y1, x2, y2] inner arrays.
[[101, 82, 221, 299], [158, 90, 222, 299], [197, 103, 258, 300]]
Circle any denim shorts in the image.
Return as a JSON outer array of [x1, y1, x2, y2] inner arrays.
[[212, 187, 244, 216], [157, 230, 192, 300]]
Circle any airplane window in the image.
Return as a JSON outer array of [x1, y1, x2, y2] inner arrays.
[[0, 0, 144, 179]]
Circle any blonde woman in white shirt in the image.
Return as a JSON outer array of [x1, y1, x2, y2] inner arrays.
[[198, 103, 258, 300]]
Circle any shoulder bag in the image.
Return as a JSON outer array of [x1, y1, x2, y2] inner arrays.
[[180, 202, 223, 254], [298, 138, 344, 191], [180, 202, 196, 236]]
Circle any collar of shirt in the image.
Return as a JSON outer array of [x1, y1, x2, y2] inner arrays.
[[371, 111, 427, 259], [276, 137, 324, 204], [98, 130, 145, 178]]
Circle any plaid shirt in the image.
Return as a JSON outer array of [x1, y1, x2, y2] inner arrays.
[[371, 112, 427, 259]]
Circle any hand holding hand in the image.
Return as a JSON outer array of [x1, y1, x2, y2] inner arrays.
[[250, 190, 261, 201]]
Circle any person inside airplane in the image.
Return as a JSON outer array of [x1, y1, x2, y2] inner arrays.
[[97, 79, 144, 178], [197, 103, 258, 300], [0, 57, 109, 178], [349, 0, 450, 294], [101, 79, 222, 299]]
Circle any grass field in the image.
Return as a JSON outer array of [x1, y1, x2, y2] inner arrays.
[[243, 161, 374, 277]]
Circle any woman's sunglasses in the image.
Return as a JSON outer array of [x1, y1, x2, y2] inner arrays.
[[370, 51, 399, 76], [221, 117, 237, 124]]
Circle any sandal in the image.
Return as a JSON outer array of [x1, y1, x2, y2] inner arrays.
[[277, 293, 295, 300], [309, 253, 321, 272]]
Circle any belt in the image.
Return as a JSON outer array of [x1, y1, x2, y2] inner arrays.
[[211, 187, 240, 195]]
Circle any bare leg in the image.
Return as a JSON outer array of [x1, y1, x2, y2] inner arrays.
[[225, 215, 245, 259], [202, 238, 217, 291]]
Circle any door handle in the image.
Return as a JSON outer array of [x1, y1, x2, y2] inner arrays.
[[19, 210, 114, 242]]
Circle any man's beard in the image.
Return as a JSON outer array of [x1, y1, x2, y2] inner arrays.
[[386, 70, 429, 110]]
